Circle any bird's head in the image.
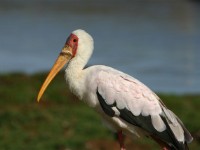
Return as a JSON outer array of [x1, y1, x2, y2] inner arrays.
[[37, 29, 93, 102]]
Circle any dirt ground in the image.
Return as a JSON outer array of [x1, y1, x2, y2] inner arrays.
[[85, 137, 153, 150]]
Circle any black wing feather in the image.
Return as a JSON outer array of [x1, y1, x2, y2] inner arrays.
[[96, 89, 188, 150], [97, 89, 115, 117]]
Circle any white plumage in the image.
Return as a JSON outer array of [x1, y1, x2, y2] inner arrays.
[[37, 29, 193, 150]]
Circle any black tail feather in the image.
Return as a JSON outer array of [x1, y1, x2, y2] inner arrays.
[[159, 115, 190, 150]]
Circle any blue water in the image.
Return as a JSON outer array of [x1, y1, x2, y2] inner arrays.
[[0, 1, 200, 94]]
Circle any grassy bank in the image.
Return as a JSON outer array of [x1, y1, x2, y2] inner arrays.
[[0, 72, 199, 150]]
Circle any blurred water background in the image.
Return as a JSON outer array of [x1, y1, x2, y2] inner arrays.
[[0, 0, 199, 94]]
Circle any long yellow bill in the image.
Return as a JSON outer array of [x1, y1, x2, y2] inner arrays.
[[37, 46, 73, 102]]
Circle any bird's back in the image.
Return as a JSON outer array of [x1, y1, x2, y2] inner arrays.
[[84, 65, 193, 150]]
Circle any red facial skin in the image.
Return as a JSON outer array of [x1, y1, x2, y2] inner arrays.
[[65, 34, 79, 57]]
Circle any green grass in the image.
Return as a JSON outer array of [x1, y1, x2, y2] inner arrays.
[[0, 72, 199, 150]]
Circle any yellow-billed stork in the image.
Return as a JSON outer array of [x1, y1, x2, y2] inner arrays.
[[37, 29, 193, 150]]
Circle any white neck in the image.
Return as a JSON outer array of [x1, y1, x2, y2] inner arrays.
[[65, 29, 94, 99], [65, 49, 92, 100]]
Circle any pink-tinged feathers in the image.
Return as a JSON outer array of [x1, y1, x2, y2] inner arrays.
[[84, 65, 192, 146], [95, 67, 163, 117]]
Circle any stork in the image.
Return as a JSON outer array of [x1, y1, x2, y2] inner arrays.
[[37, 29, 193, 150]]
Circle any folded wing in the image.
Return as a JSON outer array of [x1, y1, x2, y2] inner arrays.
[[95, 68, 193, 150]]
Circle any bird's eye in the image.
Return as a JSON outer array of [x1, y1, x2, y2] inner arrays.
[[73, 39, 77, 42]]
